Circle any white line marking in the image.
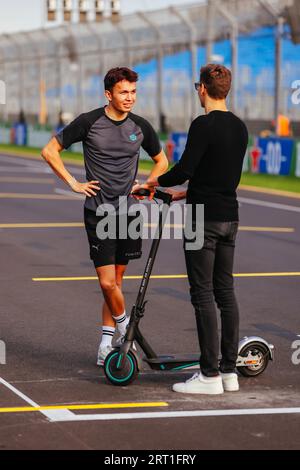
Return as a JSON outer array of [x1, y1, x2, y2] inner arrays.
[[0, 154, 84, 173], [0, 376, 73, 422], [0, 377, 40, 408], [54, 188, 85, 199], [52, 406, 300, 422], [0, 155, 45, 167], [239, 197, 300, 213], [0, 166, 52, 174], [0, 165, 84, 175]]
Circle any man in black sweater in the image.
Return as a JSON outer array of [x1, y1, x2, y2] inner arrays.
[[138, 64, 248, 394]]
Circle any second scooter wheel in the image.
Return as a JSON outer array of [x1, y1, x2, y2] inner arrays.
[[104, 349, 139, 386], [237, 341, 270, 377]]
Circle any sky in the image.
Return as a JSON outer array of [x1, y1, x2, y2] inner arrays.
[[0, 0, 201, 34]]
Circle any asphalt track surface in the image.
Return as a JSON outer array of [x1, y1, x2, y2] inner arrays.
[[0, 152, 300, 451]]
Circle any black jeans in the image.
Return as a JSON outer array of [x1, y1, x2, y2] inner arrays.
[[184, 221, 240, 377]]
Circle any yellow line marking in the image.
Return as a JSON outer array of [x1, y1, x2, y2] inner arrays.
[[147, 224, 294, 231], [126, 275, 186, 279], [33, 275, 187, 282], [0, 193, 79, 200], [32, 272, 300, 282], [239, 184, 300, 200], [146, 223, 183, 228], [0, 223, 84, 228], [32, 277, 97, 281], [0, 222, 295, 233], [238, 226, 294, 233], [0, 177, 55, 184], [0, 222, 195, 229], [0, 402, 168, 414], [234, 272, 300, 277], [149, 225, 295, 233]]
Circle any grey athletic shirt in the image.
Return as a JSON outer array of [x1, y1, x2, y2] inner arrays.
[[56, 107, 161, 212]]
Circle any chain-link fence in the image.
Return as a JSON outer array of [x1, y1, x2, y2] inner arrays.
[[0, 0, 299, 131]]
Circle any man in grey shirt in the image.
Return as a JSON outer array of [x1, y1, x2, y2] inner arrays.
[[42, 67, 168, 366]]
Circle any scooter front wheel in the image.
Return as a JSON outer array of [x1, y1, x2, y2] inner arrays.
[[104, 349, 139, 386]]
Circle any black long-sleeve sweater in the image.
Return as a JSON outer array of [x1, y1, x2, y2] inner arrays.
[[158, 110, 249, 221]]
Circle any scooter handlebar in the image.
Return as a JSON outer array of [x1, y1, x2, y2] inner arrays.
[[132, 188, 151, 197], [154, 189, 173, 205], [132, 188, 173, 205]]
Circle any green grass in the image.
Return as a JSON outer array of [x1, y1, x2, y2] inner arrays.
[[0, 143, 83, 161], [1, 143, 299, 192], [0, 143, 154, 171], [240, 172, 300, 194]]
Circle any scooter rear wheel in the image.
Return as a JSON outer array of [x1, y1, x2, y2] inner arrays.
[[237, 342, 270, 377], [104, 349, 139, 386]]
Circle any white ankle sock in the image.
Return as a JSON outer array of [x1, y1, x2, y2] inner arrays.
[[100, 326, 115, 348], [112, 311, 129, 336]]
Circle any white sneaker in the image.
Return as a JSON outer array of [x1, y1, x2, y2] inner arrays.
[[172, 372, 224, 395], [97, 344, 113, 367], [221, 372, 239, 391], [112, 330, 124, 348]]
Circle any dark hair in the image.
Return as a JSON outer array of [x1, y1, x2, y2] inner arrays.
[[104, 67, 139, 92], [200, 64, 232, 99]]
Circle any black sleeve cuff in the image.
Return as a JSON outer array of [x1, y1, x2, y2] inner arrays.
[[55, 133, 65, 149], [158, 164, 190, 187]]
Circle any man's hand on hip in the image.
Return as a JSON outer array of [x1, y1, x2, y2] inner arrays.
[[68, 177, 100, 198]]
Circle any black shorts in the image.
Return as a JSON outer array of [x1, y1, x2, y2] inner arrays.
[[84, 208, 143, 268]]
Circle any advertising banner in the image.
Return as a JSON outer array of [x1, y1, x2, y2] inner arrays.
[[0, 125, 10, 144], [256, 137, 294, 176], [294, 140, 300, 178], [170, 132, 187, 162], [257, 137, 294, 175], [242, 135, 253, 173], [14, 123, 28, 146]]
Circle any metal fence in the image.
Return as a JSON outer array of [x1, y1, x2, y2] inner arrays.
[[0, 0, 298, 131]]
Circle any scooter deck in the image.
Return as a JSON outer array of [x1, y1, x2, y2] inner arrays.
[[143, 354, 200, 371]]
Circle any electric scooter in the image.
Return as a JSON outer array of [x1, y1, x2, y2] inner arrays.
[[104, 189, 274, 386]]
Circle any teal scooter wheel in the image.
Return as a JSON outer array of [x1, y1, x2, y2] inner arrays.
[[104, 349, 139, 386]]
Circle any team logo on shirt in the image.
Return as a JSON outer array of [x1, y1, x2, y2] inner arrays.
[[129, 134, 137, 142]]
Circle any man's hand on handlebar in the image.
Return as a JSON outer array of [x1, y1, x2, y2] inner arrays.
[[131, 178, 158, 200], [145, 176, 159, 189], [131, 180, 144, 199], [165, 188, 187, 201], [131, 185, 155, 200]]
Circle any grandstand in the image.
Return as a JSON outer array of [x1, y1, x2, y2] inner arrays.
[[0, 0, 299, 132]]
